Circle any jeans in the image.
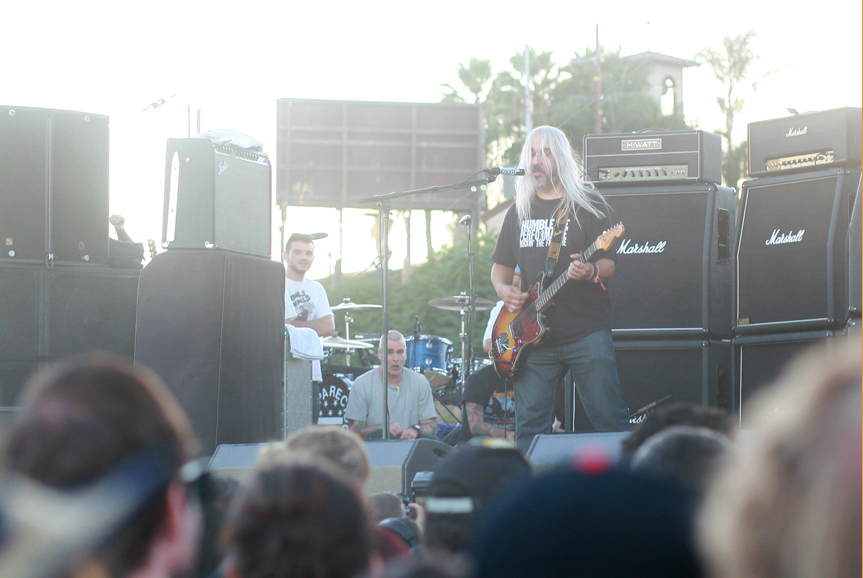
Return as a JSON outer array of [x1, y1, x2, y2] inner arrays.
[[513, 330, 629, 454]]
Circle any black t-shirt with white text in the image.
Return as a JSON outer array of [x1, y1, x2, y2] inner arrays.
[[491, 196, 616, 346]]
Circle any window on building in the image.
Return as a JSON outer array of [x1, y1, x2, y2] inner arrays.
[[661, 77, 676, 116]]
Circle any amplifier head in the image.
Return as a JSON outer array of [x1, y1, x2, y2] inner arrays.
[[584, 130, 722, 187]]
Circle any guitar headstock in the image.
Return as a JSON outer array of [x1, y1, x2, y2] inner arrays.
[[594, 223, 625, 252]]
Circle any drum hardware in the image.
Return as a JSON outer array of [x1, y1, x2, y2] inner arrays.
[[333, 298, 382, 365], [331, 301, 383, 312], [428, 295, 496, 311], [428, 293, 495, 386], [433, 384, 463, 408], [419, 367, 451, 388], [321, 336, 374, 350]]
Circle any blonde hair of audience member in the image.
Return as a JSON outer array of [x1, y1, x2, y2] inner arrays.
[[698, 339, 862, 578], [257, 425, 370, 486]]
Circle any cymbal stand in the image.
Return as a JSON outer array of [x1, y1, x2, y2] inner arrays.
[[457, 297, 468, 385], [361, 175, 494, 440], [343, 311, 355, 365]]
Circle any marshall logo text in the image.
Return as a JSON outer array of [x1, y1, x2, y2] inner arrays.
[[765, 229, 805, 246], [785, 127, 808, 138], [617, 239, 667, 255]]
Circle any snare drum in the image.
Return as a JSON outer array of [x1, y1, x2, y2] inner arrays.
[[405, 335, 453, 373]]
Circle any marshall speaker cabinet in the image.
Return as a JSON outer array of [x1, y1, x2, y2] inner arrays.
[[604, 184, 736, 338], [162, 131, 272, 258], [572, 339, 731, 432], [732, 330, 839, 425], [734, 168, 861, 334]]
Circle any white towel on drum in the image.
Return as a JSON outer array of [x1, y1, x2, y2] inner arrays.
[[285, 325, 324, 382]]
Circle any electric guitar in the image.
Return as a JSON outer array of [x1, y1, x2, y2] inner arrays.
[[490, 223, 625, 381]]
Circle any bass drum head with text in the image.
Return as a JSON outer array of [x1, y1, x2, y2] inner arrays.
[[319, 373, 352, 425]]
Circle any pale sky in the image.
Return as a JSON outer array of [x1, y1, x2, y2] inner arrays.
[[3, 0, 860, 279]]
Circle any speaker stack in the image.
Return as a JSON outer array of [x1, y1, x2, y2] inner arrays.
[[0, 106, 140, 405], [732, 108, 862, 424], [134, 131, 283, 456], [578, 130, 733, 431]]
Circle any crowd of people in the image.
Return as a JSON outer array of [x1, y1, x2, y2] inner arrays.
[[0, 334, 857, 578]]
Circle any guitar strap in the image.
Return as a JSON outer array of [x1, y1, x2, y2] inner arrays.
[[543, 208, 570, 279]]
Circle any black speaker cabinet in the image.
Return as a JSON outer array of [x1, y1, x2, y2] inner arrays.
[[44, 267, 139, 358], [0, 106, 48, 262], [134, 250, 285, 455], [364, 439, 452, 494], [604, 184, 735, 338], [732, 331, 838, 425], [571, 339, 731, 432], [162, 136, 272, 257], [0, 361, 40, 407], [0, 106, 109, 265], [0, 266, 40, 360], [735, 168, 860, 334], [848, 175, 861, 317], [0, 263, 139, 406], [50, 110, 109, 264]]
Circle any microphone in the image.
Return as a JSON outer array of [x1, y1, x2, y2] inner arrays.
[[484, 167, 525, 176], [459, 214, 471, 226]]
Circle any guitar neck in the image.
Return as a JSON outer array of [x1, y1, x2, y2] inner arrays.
[[534, 242, 601, 311]]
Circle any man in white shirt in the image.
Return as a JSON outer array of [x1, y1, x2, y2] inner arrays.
[[283, 233, 335, 337], [284, 233, 335, 423]]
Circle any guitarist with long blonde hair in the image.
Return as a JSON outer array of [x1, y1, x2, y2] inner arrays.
[[490, 126, 629, 454]]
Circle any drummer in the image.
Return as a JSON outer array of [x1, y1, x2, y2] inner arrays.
[[460, 269, 521, 443], [344, 330, 438, 440], [284, 233, 336, 422]]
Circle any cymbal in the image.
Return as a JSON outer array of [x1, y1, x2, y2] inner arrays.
[[331, 302, 382, 312], [428, 295, 497, 311], [322, 336, 374, 350]]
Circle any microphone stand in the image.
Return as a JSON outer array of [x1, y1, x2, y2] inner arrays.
[[360, 176, 494, 440], [460, 214, 476, 384]]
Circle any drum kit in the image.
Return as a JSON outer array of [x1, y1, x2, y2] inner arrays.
[[318, 294, 496, 424]]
